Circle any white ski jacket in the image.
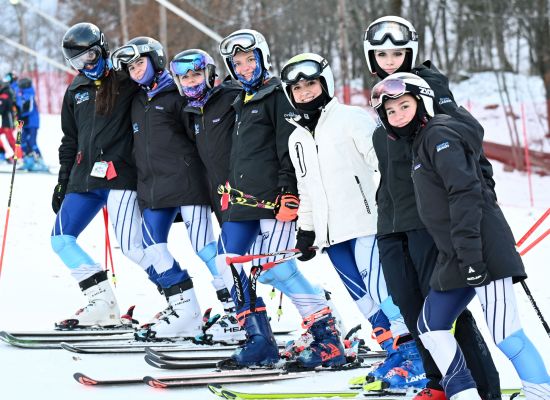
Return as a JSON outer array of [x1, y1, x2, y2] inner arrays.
[[287, 98, 379, 249]]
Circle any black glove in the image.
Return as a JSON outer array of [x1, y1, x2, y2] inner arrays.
[[460, 261, 490, 287], [51, 179, 68, 214], [296, 229, 316, 262]]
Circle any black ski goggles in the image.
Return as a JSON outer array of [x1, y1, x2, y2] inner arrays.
[[364, 21, 417, 46], [219, 32, 257, 56], [111, 44, 152, 70], [281, 59, 328, 85], [68, 45, 102, 70]]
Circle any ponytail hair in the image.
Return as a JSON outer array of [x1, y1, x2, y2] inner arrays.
[[95, 70, 119, 116]]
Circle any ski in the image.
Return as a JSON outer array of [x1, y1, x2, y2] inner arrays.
[[208, 386, 525, 400], [209, 384, 359, 399], [144, 354, 220, 370], [144, 372, 310, 388], [73, 368, 287, 386], [60, 340, 241, 354], [0, 331, 136, 349], [3, 328, 134, 337]]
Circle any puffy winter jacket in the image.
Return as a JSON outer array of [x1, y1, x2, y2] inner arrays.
[[59, 71, 139, 193], [411, 114, 526, 290], [288, 98, 379, 248], [131, 82, 210, 210]]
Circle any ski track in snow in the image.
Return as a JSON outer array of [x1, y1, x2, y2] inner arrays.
[[0, 112, 548, 399]]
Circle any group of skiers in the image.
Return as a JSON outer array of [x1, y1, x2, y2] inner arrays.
[[0, 71, 46, 171], [50, 15, 550, 400]]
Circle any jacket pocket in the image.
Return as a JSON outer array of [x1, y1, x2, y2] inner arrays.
[[294, 142, 307, 177]]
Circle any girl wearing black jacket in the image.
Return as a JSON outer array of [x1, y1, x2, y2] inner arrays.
[[364, 15, 500, 400], [111, 37, 214, 341], [372, 72, 550, 400], [51, 23, 147, 329], [213, 29, 343, 369], [169, 48, 250, 345]]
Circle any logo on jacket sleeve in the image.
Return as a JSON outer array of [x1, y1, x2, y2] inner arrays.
[[413, 163, 422, 170], [194, 123, 200, 135], [75, 92, 90, 104], [436, 141, 450, 152], [132, 122, 139, 134], [438, 97, 452, 105]]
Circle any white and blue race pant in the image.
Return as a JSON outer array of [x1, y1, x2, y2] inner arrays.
[[141, 205, 216, 289], [215, 219, 327, 322], [326, 235, 409, 338], [51, 189, 146, 283], [418, 278, 550, 398]]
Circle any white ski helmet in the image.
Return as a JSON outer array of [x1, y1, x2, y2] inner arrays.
[[371, 72, 434, 118], [280, 52, 334, 108], [364, 16, 418, 74], [219, 29, 271, 80]]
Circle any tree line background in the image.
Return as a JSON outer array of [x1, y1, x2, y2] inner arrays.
[[2, 0, 550, 132]]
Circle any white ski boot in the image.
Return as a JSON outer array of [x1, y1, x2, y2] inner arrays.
[[202, 288, 246, 344], [135, 279, 202, 341], [56, 271, 121, 329]]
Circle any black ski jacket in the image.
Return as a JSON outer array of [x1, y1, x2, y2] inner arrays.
[[131, 82, 210, 210], [373, 61, 496, 235], [184, 77, 241, 223], [223, 77, 298, 222], [59, 72, 139, 193], [411, 114, 526, 291]]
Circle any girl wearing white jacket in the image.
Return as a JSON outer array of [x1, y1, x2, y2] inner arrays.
[[281, 53, 426, 389]]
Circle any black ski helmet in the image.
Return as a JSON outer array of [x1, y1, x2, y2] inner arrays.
[[62, 22, 109, 61], [124, 36, 167, 72]]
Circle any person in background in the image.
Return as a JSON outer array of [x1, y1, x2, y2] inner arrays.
[[364, 15, 501, 400], [0, 77, 17, 161], [372, 71, 550, 400], [15, 77, 48, 172]]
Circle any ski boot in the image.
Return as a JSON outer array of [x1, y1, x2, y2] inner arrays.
[[199, 289, 246, 345], [29, 153, 49, 172], [56, 271, 121, 329], [383, 340, 428, 389], [292, 308, 346, 369], [135, 279, 202, 341], [138, 286, 173, 330], [281, 329, 314, 360], [367, 328, 403, 381], [413, 388, 448, 400], [220, 309, 279, 368], [449, 388, 481, 400]]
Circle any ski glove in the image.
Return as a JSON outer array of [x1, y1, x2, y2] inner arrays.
[[296, 229, 316, 262], [274, 190, 300, 222], [51, 179, 68, 214], [460, 261, 490, 287]]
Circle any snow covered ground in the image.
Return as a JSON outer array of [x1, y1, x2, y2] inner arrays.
[[0, 108, 548, 399]]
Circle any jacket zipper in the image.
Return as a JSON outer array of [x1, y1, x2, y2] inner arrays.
[[355, 176, 371, 214], [86, 86, 99, 191], [144, 101, 156, 208]]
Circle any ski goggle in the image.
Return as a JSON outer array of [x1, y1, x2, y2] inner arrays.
[[281, 59, 328, 85], [111, 44, 153, 70], [68, 45, 102, 70], [219, 32, 257, 56], [364, 21, 417, 46], [170, 53, 207, 76], [370, 78, 408, 109]]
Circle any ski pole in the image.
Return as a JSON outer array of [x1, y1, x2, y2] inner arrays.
[[516, 208, 549, 248], [217, 183, 276, 210], [102, 207, 116, 287], [520, 280, 550, 338], [0, 120, 23, 279], [226, 248, 305, 265], [519, 228, 550, 256]]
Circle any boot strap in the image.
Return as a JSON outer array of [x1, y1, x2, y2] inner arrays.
[[235, 306, 267, 327], [79, 270, 108, 291], [301, 307, 331, 329], [163, 278, 194, 297]]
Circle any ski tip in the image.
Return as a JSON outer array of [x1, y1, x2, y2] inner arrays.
[[143, 355, 164, 369], [143, 376, 167, 388], [208, 383, 223, 396], [74, 372, 98, 385], [60, 342, 80, 353], [144, 347, 164, 359]]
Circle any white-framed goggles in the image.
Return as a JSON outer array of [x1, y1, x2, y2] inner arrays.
[[68, 45, 102, 70], [111, 43, 152, 70], [364, 21, 417, 46], [280, 58, 328, 85], [219, 32, 257, 56]]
